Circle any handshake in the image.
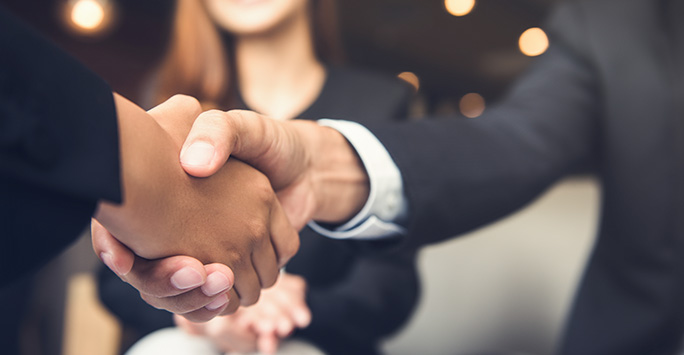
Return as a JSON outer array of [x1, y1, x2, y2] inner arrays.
[[93, 94, 369, 321]]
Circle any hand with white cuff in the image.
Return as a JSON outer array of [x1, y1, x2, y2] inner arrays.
[[178, 109, 371, 230]]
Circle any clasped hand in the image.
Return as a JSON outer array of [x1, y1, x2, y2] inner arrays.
[[95, 94, 366, 322], [92, 95, 300, 321]]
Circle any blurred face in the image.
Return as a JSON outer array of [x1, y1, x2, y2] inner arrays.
[[204, 0, 309, 35]]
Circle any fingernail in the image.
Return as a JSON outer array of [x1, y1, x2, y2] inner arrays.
[[100, 252, 122, 276], [181, 141, 215, 167], [205, 293, 229, 311], [201, 272, 232, 297], [171, 267, 204, 290]]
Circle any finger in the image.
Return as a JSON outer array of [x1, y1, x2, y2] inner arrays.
[[251, 237, 279, 289], [275, 291, 311, 328], [201, 263, 235, 297], [219, 289, 241, 316], [254, 316, 277, 340], [147, 94, 202, 146], [265, 307, 295, 338], [125, 255, 207, 298], [269, 201, 300, 268], [181, 109, 282, 178], [175, 293, 230, 323], [180, 110, 235, 177], [138, 264, 234, 315], [233, 261, 262, 306], [258, 300, 295, 338], [273, 295, 310, 330], [140, 286, 226, 315], [203, 309, 258, 354], [273, 275, 311, 328], [257, 332, 280, 355], [91, 219, 134, 276], [276, 317, 296, 338], [290, 304, 312, 328]]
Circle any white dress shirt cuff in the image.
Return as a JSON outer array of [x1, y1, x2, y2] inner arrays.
[[307, 119, 408, 240]]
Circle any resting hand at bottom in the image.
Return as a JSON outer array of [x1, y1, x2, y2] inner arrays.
[[175, 273, 311, 354]]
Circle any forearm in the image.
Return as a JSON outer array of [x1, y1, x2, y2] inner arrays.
[[366, 36, 599, 248]]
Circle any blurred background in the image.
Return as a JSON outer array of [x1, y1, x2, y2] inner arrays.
[[2, 0, 555, 117], [0, 0, 599, 354]]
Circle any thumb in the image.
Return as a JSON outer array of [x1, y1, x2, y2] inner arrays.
[[180, 109, 274, 178], [179, 109, 234, 178]]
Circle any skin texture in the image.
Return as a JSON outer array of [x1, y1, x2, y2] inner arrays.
[[93, 94, 299, 318], [180, 109, 369, 227]]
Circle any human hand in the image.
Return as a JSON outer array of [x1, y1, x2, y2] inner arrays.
[[177, 110, 370, 230], [94, 95, 299, 308], [92, 219, 238, 321], [175, 273, 311, 354]]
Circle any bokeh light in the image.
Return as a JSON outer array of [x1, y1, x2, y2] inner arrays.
[[63, 0, 116, 36], [71, 0, 105, 30], [398, 71, 420, 92], [519, 27, 549, 57], [459, 93, 486, 118], [444, 0, 476, 17]]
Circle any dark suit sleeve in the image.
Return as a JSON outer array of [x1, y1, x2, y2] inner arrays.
[[367, 3, 599, 250], [0, 7, 121, 282], [296, 248, 419, 354]]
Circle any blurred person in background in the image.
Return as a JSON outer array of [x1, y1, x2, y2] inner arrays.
[[136, 0, 684, 354], [98, 0, 419, 354]]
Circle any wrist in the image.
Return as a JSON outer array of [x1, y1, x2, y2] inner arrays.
[[307, 125, 369, 224]]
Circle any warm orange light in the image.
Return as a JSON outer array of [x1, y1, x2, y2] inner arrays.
[[398, 72, 420, 92], [459, 93, 485, 118], [71, 0, 105, 30], [445, 0, 476, 17], [519, 27, 549, 57]]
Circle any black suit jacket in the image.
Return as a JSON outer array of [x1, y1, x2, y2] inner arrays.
[[99, 67, 420, 355], [0, 6, 120, 285], [368, 1, 684, 354]]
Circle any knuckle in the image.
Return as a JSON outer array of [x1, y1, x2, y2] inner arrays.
[[261, 270, 278, 289], [222, 249, 246, 270], [173, 94, 201, 110], [240, 290, 260, 307], [247, 220, 269, 243], [256, 184, 276, 207], [220, 299, 240, 315], [200, 109, 227, 125]]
